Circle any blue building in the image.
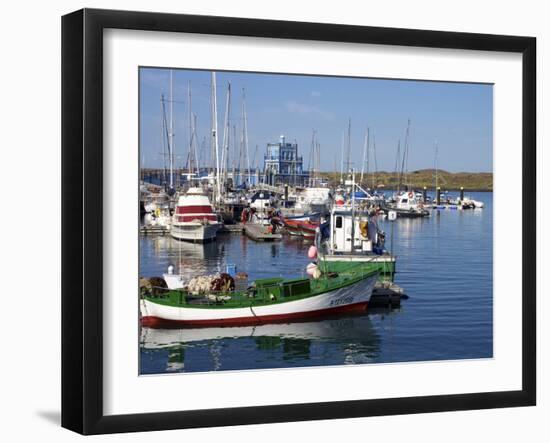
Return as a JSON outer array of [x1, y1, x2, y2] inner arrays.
[[263, 135, 309, 186]]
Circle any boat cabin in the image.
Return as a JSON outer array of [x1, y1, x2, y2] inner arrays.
[[328, 210, 380, 254], [394, 191, 422, 211]]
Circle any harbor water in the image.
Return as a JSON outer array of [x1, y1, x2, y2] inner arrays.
[[139, 192, 493, 374]]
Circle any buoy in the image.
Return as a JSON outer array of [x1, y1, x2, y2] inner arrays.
[[308, 245, 318, 259], [306, 263, 317, 276]]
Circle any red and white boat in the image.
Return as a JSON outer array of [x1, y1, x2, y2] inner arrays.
[[171, 187, 221, 243], [283, 217, 320, 239]]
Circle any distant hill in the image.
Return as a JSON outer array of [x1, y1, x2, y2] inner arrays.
[[320, 169, 493, 191]]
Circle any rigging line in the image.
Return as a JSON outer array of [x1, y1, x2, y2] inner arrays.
[[249, 304, 261, 322]]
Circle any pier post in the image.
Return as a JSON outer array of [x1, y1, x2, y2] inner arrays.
[[460, 186, 464, 202], [422, 186, 427, 203], [436, 187, 441, 205]]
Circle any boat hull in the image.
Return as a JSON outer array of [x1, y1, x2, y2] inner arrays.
[[283, 219, 319, 239], [141, 273, 377, 327], [170, 222, 220, 243]]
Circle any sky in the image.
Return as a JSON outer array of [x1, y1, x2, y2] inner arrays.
[[139, 67, 493, 173]]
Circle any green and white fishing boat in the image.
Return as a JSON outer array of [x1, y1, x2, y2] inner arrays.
[[317, 172, 396, 282], [140, 262, 378, 328]]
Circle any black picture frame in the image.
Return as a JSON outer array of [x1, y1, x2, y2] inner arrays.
[[61, 8, 536, 435]]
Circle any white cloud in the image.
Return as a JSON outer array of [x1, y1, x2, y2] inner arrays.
[[285, 101, 333, 120]]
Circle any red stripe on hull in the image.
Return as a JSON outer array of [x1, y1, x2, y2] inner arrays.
[[176, 205, 214, 214], [176, 215, 217, 222], [141, 301, 368, 328]]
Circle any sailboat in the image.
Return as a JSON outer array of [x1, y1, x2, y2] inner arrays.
[[386, 120, 429, 217]]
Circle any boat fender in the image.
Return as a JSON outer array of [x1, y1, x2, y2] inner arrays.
[[408, 192, 414, 198], [308, 245, 318, 259], [359, 221, 368, 238], [306, 263, 318, 276]]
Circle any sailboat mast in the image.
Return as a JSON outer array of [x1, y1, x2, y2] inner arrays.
[[366, 128, 370, 187], [316, 141, 321, 184], [434, 139, 439, 191], [211, 72, 221, 199], [395, 139, 402, 192], [346, 118, 352, 173], [160, 94, 167, 187], [192, 113, 199, 176], [242, 88, 251, 185], [372, 133, 378, 190], [360, 127, 369, 183], [402, 118, 411, 190], [310, 129, 317, 185], [169, 70, 174, 191], [340, 130, 345, 183], [187, 80, 193, 179], [221, 82, 231, 190]]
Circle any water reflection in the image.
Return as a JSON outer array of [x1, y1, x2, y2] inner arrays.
[[139, 192, 493, 373], [140, 313, 381, 373]]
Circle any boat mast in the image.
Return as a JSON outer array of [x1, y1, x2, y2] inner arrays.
[[242, 88, 251, 185], [221, 82, 231, 193], [310, 129, 317, 186], [160, 94, 167, 187], [401, 118, 411, 190], [316, 140, 321, 185], [187, 80, 195, 181], [211, 72, 221, 199], [340, 130, 345, 183], [372, 133, 378, 190], [192, 113, 199, 177], [360, 127, 369, 184], [169, 69, 174, 192], [394, 139, 401, 193], [346, 118, 352, 173], [366, 128, 370, 187], [232, 124, 237, 186], [434, 139, 439, 191], [350, 169, 356, 250]]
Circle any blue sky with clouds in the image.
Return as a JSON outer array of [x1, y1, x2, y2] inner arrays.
[[139, 67, 493, 173]]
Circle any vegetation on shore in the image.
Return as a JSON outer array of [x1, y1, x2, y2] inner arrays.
[[320, 169, 493, 191]]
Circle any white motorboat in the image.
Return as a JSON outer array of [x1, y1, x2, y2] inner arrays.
[[170, 187, 221, 243]]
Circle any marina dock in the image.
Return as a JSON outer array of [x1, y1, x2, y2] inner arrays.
[[139, 225, 170, 236], [243, 223, 282, 241], [218, 223, 245, 233]]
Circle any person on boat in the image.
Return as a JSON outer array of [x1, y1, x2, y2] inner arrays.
[[269, 209, 281, 234], [241, 207, 250, 224]]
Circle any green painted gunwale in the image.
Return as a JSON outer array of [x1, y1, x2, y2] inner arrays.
[[320, 259, 395, 282], [143, 262, 378, 310]]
